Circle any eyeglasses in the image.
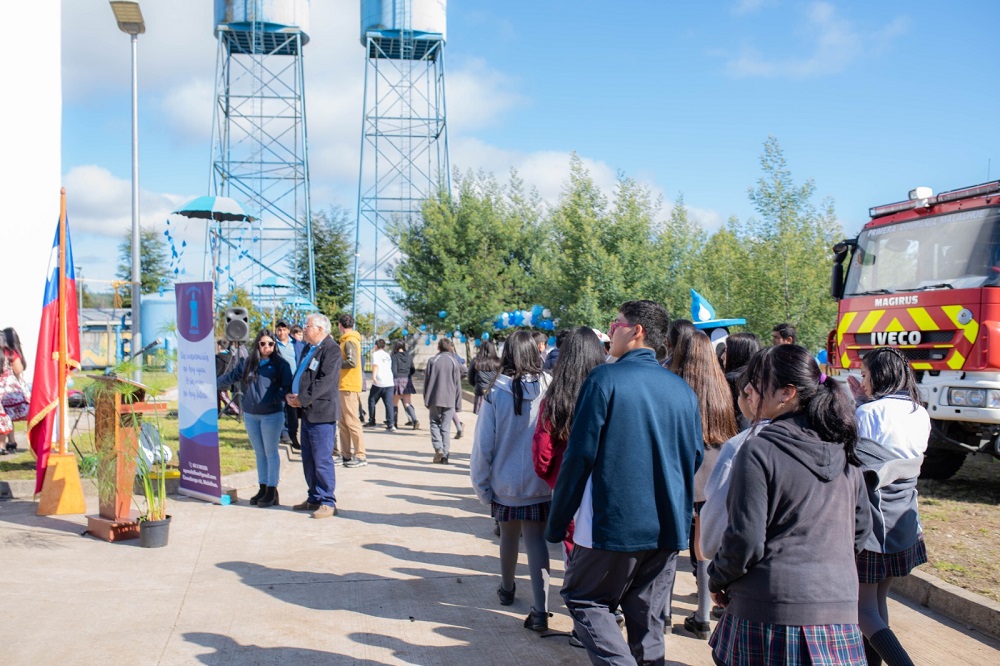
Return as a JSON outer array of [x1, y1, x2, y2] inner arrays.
[[259, 341, 275, 348], [609, 320, 631, 337]]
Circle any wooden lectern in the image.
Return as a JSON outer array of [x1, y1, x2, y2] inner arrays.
[[85, 376, 167, 542]]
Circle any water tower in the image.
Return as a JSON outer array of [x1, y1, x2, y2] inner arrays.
[[209, 0, 315, 308], [353, 0, 450, 327]]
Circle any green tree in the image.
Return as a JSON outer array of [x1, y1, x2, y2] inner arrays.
[[655, 195, 707, 319], [116, 225, 171, 306], [296, 206, 354, 317], [391, 169, 542, 338]]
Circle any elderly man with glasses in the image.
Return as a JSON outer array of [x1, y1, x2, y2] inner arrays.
[[286, 314, 343, 519]]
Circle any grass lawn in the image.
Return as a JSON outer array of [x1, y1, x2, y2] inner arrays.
[[1, 368, 258, 480]]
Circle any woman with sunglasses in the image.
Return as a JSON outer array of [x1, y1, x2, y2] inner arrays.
[[218, 329, 293, 508], [708, 344, 871, 665], [850, 347, 929, 666]]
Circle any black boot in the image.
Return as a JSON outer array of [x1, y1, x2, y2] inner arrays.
[[258, 486, 279, 508], [249, 484, 266, 506]]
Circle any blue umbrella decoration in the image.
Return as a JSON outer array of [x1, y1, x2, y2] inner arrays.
[[171, 196, 256, 292]]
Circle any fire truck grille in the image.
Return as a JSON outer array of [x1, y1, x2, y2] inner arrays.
[[859, 348, 936, 362], [853, 331, 956, 345]]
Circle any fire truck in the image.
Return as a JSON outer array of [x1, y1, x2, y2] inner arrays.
[[829, 181, 1000, 479]]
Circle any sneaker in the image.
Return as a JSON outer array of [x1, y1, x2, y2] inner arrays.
[[344, 456, 368, 468], [433, 452, 444, 464], [292, 500, 320, 512], [440, 456, 449, 464], [497, 582, 515, 606], [568, 632, 584, 648], [362, 422, 378, 428], [311, 504, 337, 519], [523, 608, 550, 632], [682, 614, 711, 640], [279, 434, 292, 444]]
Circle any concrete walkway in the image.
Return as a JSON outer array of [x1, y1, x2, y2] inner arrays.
[[1, 400, 998, 665]]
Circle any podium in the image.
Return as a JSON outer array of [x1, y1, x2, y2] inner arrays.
[[85, 376, 167, 542]]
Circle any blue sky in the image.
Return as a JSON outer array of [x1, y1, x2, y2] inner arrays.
[[63, 0, 1000, 292]]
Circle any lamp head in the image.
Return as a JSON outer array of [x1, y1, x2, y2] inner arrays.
[[109, 1, 145, 35]]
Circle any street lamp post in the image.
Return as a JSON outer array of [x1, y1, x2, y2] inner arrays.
[[109, 1, 145, 383]]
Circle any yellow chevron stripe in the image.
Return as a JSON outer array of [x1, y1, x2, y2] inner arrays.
[[948, 349, 966, 370], [908, 307, 938, 331], [840, 352, 850, 369], [837, 311, 857, 346], [912, 363, 932, 370], [885, 317, 905, 332], [941, 305, 980, 344], [858, 310, 885, 334]]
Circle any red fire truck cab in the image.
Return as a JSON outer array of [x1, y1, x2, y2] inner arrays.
[[830, 181, 1000, 479]]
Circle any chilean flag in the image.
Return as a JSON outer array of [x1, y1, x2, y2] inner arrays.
[[27, 215, 80, 495]]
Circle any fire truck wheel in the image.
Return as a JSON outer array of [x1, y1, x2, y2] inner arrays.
[[919, 449, 967, 481]]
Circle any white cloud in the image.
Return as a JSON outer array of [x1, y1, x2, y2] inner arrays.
[[64, 165, 189, 237], [447, 58, 526, 132], [159, 78, 215, 142], [725, 2, 908, 79]]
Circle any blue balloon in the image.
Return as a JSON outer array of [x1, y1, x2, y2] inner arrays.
[[438, 310, 447, 318], [401, 328, 408, 336], [419, 324, 427, 332], [460, 335, 467, 343], [481, 332, 490, 341], [474, 339, 482, 347], [425, 337, 431, 346], [432, 334, 438, 341], [547, 336, 556, 347], [531, 305, 543, 317]]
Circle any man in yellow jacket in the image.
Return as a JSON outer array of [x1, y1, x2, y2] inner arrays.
[[337, 313, 367, 467]]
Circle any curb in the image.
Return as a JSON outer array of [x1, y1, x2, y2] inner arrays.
[[892, 568, 1000, 641]]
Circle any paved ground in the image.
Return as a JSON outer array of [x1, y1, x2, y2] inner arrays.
[[1, 401, 999, 665]]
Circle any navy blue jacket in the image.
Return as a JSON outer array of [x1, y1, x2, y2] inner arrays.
[[296, 335, 342, 424], [546, 347, 703, 552], [217, 355, 293, 416]]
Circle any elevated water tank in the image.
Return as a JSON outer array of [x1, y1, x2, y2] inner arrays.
[[215, 0, 311, 44], [360, 0, 447, 45], [140, 293, 177, 362]]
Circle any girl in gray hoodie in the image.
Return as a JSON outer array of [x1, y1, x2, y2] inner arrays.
[[470, 331, 551, 632]]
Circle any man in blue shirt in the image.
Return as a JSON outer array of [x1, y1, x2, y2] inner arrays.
[[275, 319, 304, 450], [286, 314, 342, 519], [547, 300, 703, 664]]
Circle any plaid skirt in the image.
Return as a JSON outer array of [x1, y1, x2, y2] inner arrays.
[[491, 501, 550, 523], [856, 537, 927, 584], [393, 377, 415, 395], [709, 613, 865, 665]]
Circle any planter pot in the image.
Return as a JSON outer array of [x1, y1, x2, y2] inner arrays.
[[138, 515, 172, 548]]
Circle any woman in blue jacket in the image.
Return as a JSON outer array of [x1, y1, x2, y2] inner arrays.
[[218, 329, 293, 508]]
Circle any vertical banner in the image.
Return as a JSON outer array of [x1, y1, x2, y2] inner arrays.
[[175, 282, 223, 503]]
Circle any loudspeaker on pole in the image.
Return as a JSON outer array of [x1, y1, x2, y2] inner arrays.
[[225, 307, 250, 342]]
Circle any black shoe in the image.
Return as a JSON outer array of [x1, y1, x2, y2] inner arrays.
[[362, 422, 377, 428], [497, 582, 515, 606], [412, 420, 420, 429], [249, 484, 267, 506], [524, 608, 550, 632], [493, 520, 501, 537], [440, 456, 449, 464], [711, 605, 724, 620], [290, 443, 302, 454], [258, 487, 279, 507], [5, 441, 16, 453], [454, 424, 464, 439], [683, 614, 711, 640]]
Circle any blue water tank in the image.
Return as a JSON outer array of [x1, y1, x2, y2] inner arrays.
[[360, 0, 447, 45], [216, 0, 311, 43], [141, 294, 178, 360]]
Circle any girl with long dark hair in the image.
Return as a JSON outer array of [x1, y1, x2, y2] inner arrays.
[[851, 347, 929, 666], [468, 339, 501, 414], [390, 339, 420, 429], [471, 330, 552, 632], [666, 319, 697, 371], [217, 329, 292, 508], [722, 332, 762, 430], [708, 344, 871, 665], [674, 332, 737, 639], [0, 329, 29, 453], [531, 326, 605, 546]]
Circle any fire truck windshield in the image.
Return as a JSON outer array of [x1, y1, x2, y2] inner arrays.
[[845, 208, 1000, 295]]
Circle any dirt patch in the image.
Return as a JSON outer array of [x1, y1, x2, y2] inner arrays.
[[918, 456, 1000, 602]]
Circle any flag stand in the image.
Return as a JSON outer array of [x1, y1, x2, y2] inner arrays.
[[36, 188, 86, 516]]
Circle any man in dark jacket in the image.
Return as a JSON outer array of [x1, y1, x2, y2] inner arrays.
[[286, 314, 342, 519], [423, 338, 462, 463], [547, 300, 703, 664]]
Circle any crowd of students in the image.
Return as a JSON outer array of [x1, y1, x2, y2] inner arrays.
[[470, 304, 928, 666]]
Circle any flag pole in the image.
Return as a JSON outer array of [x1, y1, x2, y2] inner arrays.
[[57, 187, 68, 456]]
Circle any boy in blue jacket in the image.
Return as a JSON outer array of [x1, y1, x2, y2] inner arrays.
[[547, 300, 703, 664]]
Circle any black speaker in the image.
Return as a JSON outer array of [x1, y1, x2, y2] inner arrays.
[[225, 307, 250, 342]]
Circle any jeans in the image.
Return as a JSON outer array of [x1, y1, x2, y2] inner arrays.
[[300, 419, 337, 507], [367, 385, 395, 425], [243, 411, 284, 486], [428, 406, 454, 455]]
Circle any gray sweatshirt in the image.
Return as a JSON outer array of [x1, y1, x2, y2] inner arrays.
[[470, 374, 551, 507], [708, 413, 871, 626]]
